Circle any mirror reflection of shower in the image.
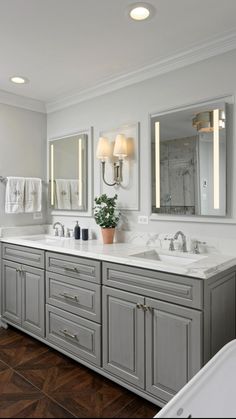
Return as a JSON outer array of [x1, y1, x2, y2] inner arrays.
[[159, 138, 197, 215], [151, 99, 227, 217]]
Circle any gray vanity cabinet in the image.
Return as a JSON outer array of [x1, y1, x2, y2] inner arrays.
[[145, 298, 202, 402], [103, 286, 202, 401], [103, 287, 145, 388], [1, 244, 45, 337], [21, 265, 45, 337], [2, 260, 22, 325]]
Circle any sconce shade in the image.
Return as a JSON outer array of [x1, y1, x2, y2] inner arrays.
[[96, 137, 110, 160], [113, 134, 128, 158], [192, 109, 225, 133]]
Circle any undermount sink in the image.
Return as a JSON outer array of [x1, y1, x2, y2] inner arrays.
[[22, 235, 66, 244], [130, 249, 206, 266]]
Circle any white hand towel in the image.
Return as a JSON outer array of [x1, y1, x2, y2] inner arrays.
[[5, 177, 25, 214], [55, 179, 71, 209], [25, 178, 42, 213], [70, 179, 81, 210]]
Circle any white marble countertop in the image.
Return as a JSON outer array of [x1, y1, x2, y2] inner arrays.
[[1, 234, 236, 279]]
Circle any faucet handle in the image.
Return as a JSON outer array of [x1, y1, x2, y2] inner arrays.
[[65, 228, 74, 238], [164, 237, 175, 251], [65, 228, 70, 238], [54, 227, 59, 237], [194, 240, 206, 254]]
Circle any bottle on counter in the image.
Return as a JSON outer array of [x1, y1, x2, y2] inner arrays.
[[74, 221, 81, 240]]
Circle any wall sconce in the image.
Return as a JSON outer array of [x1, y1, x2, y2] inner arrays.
[[96, 134, 128, 186]]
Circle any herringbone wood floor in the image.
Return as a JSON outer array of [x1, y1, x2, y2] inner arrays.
[[0, 327, 160, 418]]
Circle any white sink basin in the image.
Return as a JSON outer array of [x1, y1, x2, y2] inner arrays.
[[22, 235, 67, 244], [131, 249, 206, 266]]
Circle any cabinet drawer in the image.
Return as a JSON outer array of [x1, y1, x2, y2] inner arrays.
[[2, 243, 44, 269], [46, 272, 101, 323], [46, 252, 101, 284], [103, 262, 203, 309], [46, 305, 101, 366]]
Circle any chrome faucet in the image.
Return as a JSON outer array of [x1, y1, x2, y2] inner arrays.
[[174, 231, 187, 253], [53, 222, 65, 237]]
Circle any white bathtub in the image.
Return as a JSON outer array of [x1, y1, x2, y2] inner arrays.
[[154, 340, 236, 418]]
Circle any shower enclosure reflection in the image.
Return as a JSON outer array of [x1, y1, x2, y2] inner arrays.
[[151, 100, 227, 217]]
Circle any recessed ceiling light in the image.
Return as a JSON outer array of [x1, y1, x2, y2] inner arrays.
[[129, 3, 153, 21], [10, 76, 29, 84]]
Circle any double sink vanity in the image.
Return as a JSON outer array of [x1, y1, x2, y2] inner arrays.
[[1, 233, 236, 407]]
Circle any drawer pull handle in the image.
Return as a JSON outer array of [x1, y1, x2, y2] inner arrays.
[[64, 267, 79, 273], [136, 303, 144, 309], [59, 329, 78, 340], [59, 292, 79, 302]]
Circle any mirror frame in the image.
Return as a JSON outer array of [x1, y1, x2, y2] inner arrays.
[[47, 127, 93, 217], [150, 95, 233, 224]]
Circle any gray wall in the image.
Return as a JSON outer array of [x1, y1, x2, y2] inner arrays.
[[47, 49, 236, 242], [0, 103, 47, 226]]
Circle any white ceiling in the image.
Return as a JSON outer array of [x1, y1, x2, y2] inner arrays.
[[0, 0, 236, 105]]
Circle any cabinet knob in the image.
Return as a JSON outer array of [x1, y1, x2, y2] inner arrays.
[[143, 305, 152, 312], [136, 303, 152, 311]]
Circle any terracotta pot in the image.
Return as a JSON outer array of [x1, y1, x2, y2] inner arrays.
[[101, 228, 115, 244]]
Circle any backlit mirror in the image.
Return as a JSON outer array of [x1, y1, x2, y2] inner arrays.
[[151, 100, 227, 217], [49, 133, 88, 211]]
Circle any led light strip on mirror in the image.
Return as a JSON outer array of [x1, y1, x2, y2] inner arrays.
[[213, 109, 220, 210], [50, 144, 54, 206], [155, 121, 160, 208], [78, 138, 83, 208]]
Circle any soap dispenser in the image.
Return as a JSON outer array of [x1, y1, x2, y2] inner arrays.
[[74, 221, 80, 240]]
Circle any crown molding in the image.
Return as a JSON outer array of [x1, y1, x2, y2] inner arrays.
[[46, 31, 236, 114], [0, 89, 46, 113]]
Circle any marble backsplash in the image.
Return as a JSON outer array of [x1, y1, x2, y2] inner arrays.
[[1, 223, 236, 258]]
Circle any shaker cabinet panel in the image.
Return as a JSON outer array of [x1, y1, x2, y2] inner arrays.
[[46, 272, 101, 323], [46, 252, 101, 284], [103, 287, 145, 389], [21, 265, 45, 337], [146, 298, 202, 402], [46, 305, 101, 366], [2, 243, 45, 269], [103, 262, 203, 309], [2, 260, 22, 325]]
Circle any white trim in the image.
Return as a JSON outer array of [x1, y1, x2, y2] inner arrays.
[[46, 31, 236, 113], [0, 89, 46, 113]]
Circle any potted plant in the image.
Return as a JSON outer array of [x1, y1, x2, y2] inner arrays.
[[94, 194, 120, 244]]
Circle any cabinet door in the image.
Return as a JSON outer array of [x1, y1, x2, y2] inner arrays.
[[103, 287, 145, 388], [146, 298, 202, 403], [21, 264, 45, 337], [2, 260, 22, 325]]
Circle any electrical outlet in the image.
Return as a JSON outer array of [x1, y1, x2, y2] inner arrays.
[[33, 212, 43, 220], [138, 215, 149, 225]]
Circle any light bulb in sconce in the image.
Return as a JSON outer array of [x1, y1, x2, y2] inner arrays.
[[96, 137, 111, 161], [113, 134, 128, 159]]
